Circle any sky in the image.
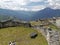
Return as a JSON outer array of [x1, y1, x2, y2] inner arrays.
[[0, 0, 60, 11]]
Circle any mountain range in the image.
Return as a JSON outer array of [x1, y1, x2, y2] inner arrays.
[[0, 8, 60, 21]]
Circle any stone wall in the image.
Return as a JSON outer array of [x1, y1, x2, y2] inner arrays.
[[46, 29, 60, 45], [32, 26, 60, 45]]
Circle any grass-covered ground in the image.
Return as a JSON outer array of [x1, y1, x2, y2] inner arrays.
[[30, 21, 41, 26], [0, 26, 48, 45]]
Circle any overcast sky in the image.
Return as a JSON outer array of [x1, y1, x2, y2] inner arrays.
[[0, 0, 60, 11]]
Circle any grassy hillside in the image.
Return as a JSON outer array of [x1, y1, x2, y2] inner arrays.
[[0, 26, 48, 45]]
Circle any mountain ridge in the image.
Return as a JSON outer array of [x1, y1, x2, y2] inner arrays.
[[0, 8, 60, 21], [32, 8, 60, 20]]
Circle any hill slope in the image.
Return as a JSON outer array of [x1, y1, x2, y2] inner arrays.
[[0, 8, 35, 21], [33, 8, 60, 20], [0, 8, 60, 21], [0, 27, 48, 45]]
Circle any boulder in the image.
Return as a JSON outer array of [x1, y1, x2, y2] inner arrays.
[[30, 32, 38, 38]]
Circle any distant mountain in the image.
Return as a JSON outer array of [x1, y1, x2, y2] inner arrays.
[[33, 8, 60, 20], [0, 8, 60, 21], [0, 15, 10, 21], [0, 8, 35, 21]]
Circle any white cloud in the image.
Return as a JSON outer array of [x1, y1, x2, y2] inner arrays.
[[30, 0, 44, 2], [0, 0, 46, 11], [47, 0, 60, 9], [30, 5, 45, 11], [0, 0, 60, 11], [0, 0, 30, 10], [0, 0, 29, 5], [14, 0, 29, 5]]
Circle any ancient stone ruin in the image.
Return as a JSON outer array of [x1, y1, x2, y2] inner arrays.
[[33, 25, 60, 45], [46, 28, 60, 45]]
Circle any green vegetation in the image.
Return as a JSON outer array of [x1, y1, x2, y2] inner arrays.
[[0, 26, 48, 45], [30, 21, 41, 26], [49, 24, 59, 30]]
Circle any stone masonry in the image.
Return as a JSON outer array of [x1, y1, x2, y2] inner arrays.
[[32, 26, 60, 45], [46, 29, 60, 45]]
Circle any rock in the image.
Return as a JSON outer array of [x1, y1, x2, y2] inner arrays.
[[30, 32, 38, 38]]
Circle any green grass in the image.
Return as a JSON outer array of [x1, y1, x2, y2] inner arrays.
[[30, 21, 41, 26], [49, 24, 59, 30], [0, 26, 48, 45]]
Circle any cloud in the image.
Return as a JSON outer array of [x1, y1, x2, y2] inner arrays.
[[0, 0, 29, 5], [30, 0, 44, 2], [47, 0, 60, 9], [0, 0, 46, 11], [0, 0, 60, 11], [30, 5, 46, 11], [0, 0, 29, 9]]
